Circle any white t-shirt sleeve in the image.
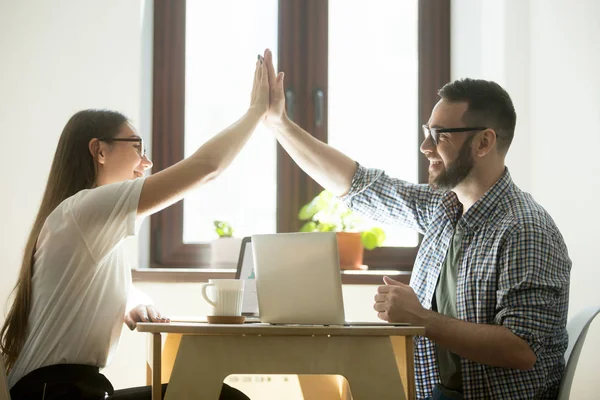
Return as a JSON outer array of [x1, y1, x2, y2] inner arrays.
[[70, 178, 146, 263]]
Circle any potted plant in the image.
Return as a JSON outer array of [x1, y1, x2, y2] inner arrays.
[[298, 190, 386, 270], [210, 220, 242, 269]]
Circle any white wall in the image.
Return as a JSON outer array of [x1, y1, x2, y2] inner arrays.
[[0, 0, 147, 293], [451, 0, 532, 192], [1, 0, 599, 396], [452, 0, 600, 398], [0, 0, 149, 385], [529, 0, 600, 397]]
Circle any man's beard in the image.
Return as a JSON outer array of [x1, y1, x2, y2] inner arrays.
[[429, 134, 475, 191]]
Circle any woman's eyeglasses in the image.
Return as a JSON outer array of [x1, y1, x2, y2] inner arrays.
[[98, 137, 146, 157], [422, 125, 487, 145]]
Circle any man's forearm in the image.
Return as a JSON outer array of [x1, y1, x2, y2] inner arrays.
[[421, 310, 537, 370], [270, 116, 357, 196]]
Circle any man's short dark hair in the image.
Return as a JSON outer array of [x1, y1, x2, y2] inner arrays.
[[438, 78, 517, 153]]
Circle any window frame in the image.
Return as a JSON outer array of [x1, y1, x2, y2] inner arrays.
[[150, 0, 450, 270]]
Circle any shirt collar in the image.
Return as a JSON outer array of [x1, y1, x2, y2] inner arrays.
[[441, 167, 513, 231]]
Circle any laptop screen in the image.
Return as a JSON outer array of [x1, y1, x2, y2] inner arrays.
[[234, 237, 259, 316]]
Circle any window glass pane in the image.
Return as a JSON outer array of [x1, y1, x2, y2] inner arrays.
[[184, 0, 278, 243], [328, 0, 419, 247]]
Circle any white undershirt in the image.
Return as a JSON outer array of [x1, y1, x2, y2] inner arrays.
[[8, 178, 147, 388]]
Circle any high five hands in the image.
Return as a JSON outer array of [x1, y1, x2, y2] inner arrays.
[[255, 48, 286, 126]]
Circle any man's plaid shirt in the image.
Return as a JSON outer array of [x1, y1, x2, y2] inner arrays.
[[342, 165, 571, 399]]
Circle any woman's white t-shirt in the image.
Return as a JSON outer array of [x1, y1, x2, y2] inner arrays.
[[8, 178, 147, 388]]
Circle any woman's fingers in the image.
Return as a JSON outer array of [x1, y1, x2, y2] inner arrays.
[[146, 305, 170, 323], [255, 57, 261, 81], [262, 62, 269, 87], [124, 314, 136, 330], [137, 305, 150, 322], [146, 305, 160, 322], [257, 60, 263, 84], [125, 304, 169, 328]]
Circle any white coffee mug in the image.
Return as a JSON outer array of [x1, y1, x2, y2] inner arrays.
[[201, 279, 245, 316]]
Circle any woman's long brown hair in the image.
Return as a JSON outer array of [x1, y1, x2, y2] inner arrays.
[[0, 109, 127, 371]]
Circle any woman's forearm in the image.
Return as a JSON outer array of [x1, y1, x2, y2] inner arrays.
[[137, 107, 263, 217], [191, 106, 264, 177]]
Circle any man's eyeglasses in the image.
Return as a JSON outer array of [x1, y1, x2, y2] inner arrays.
[[98, 137, 146, 157], [422, 125, 487, 146]]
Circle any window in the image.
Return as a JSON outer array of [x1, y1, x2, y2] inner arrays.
[[151, 0, 450, 270], [183, 0, 279, 243]]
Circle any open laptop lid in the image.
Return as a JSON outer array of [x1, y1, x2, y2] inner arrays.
[[235, 236, 259, 317], [252, 232, 346, 325]]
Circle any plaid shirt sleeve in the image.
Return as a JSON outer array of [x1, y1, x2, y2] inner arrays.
[[494, 221, 571, 356], [340, 163, 443, 234]]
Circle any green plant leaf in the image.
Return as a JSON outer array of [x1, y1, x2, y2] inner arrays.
[[319, 223, 336, 232], [361, 231, 379, 251], [370, 227, 386, 246], [213, 220, 233, 238], [299, 221, 317, 232], [297, 189, 387, 248], [298, 200, 319, 220]]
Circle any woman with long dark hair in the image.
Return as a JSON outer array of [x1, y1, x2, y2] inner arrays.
[[0, 53, 270, 400]]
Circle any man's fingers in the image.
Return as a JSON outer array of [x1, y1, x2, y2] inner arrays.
[[373, 302, 387, 312], [377, 311, 389, 321], [377, 285, 391, 294], [374, 294, 387, 303], [272, 72, 285, 101], [264, 48, 276, 86], [383, 276, 403, 286]]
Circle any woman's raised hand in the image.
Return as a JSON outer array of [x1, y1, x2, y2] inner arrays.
[[250, 53, 269, 116]]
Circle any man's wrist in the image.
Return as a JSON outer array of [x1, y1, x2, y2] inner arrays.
[[418, 309, 438, 334], [268, 113, 293, 132]]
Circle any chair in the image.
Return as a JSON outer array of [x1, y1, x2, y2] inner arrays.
[[0, 355, 10, 400], [558, 305, 600, 400]]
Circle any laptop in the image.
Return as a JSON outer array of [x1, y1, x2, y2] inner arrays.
[[251, 232, 408, 326], [234, 236, 260, 319]]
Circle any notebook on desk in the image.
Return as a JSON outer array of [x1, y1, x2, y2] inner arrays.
[[251, 232, 408, 327]]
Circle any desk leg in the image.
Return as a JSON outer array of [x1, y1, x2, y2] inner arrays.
[[152, 333, 162, 400], [298, 375, 351, 400], [390, 336, 415, 400]]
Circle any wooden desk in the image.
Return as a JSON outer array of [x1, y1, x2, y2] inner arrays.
[[137, 322, 424, 400]]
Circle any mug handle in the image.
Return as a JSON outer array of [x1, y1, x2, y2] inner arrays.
[[201, 283, 217, 307]]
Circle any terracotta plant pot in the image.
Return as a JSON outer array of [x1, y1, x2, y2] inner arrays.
[[336, 232, 366, 270]]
